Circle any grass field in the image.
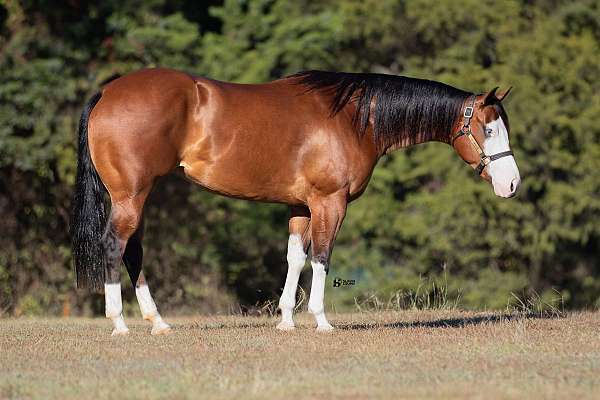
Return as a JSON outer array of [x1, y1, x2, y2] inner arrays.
[[1, 310, 599, 399]]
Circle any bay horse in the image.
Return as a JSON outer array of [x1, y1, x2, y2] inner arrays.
[[71, 68, 520, 335]]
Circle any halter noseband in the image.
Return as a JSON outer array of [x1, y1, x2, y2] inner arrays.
[[451, 96, 514, 175]]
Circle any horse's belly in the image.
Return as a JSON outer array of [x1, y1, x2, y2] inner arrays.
[[179, 158, 306, 205]]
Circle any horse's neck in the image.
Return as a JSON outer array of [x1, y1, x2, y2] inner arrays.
[[363, 101, 458, 157], [379, 131, 451, 156]]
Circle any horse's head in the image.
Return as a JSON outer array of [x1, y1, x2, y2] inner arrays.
[[452, 88, 521, 198]]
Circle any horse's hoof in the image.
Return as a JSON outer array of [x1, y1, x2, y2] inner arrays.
[[276, 321, 295, 331], [316, 324, 334, 332], [111, 328, 130, 336], [151, 323, 172, 336]]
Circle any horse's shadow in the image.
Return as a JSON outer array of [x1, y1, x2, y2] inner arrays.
[[337, 311, 563, 331], [172, 311, 563, 331]]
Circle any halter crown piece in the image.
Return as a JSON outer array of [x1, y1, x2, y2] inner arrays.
[[451, 96, 513, 175]]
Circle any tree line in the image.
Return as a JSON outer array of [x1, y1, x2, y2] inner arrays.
[[0, 0, 598, 316]]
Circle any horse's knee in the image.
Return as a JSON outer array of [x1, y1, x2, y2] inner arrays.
[[287, 234, 307, 268], [311, 250, 330, 274]]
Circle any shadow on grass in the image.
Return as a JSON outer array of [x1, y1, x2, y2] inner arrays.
[[173, 321, 274, 330], [169, 312, 565, 331], [337, 312, 565, 331]]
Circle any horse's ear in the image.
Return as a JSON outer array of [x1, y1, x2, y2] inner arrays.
[[483, 87, 499, 106], [496, 86, 513, 102]]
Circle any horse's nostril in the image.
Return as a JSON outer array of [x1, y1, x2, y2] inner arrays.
[[509, 178, 520, 195]]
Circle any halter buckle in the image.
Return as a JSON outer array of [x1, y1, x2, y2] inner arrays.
[[463, 106, 474, 118]]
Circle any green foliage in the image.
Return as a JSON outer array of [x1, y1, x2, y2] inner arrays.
[[0, 0, 598, 315]]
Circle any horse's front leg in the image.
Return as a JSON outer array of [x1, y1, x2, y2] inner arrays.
[[307, 192, 347, 331], [277, 206, 311, 330]]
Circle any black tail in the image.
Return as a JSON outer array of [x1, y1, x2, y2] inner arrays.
[[71, 92, 106, 292]]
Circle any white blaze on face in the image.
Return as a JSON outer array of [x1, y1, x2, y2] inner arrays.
[[484, 116, 521, 198]]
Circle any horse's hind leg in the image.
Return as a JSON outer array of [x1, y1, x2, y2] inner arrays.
[[277, 206, 311, 330], [103, 189, 150, 335], [123, 222, 171, 335]]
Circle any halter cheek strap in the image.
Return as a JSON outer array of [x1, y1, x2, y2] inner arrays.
[[451, 96, 513, 175]]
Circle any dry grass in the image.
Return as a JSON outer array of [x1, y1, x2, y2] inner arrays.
[[1, 311, 599, 399]]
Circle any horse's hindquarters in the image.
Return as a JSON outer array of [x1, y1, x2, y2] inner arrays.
[[88, 68, 199, 193]]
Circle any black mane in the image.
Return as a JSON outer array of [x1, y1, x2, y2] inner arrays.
[[290, 70, 473, 151]]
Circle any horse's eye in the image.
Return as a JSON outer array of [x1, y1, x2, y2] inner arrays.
[[485, 128, 494, 137]]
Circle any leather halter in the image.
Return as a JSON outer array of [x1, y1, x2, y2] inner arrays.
[[451, 96, 514, 175]]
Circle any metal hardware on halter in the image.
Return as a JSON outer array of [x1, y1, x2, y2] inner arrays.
[[463, 106, 473, 119], [451, 95, 514, 175]]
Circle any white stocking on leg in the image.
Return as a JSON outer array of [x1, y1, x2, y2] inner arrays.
[[136, 284, 171, 335], [308, 261, 333, 331], [105, 283, 129, 336], [277, 234, 307, 330]]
